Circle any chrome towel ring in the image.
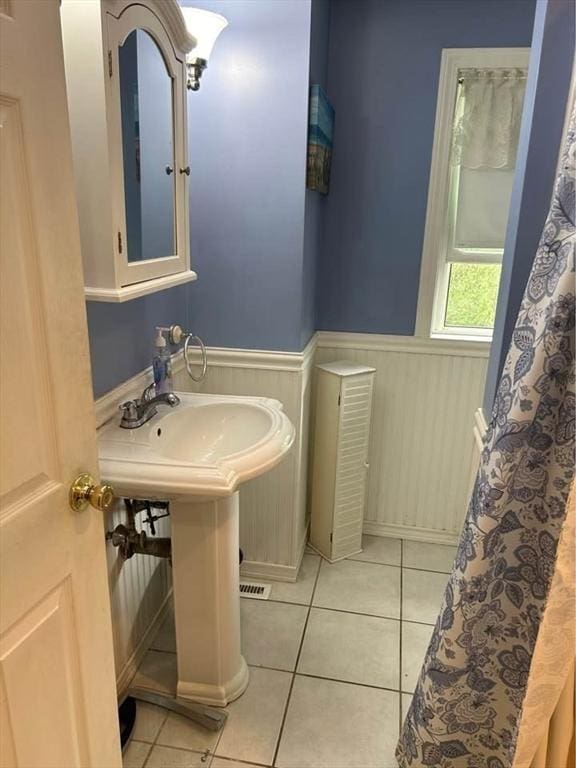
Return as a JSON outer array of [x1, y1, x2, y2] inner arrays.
[[183, 333, 207, 382], [168, 325, 207, 383]]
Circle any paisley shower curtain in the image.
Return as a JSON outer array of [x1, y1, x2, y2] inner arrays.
[[396, 105, 575, 768]]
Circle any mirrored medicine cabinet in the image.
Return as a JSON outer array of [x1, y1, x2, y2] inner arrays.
[[60, 0, 197, 302]]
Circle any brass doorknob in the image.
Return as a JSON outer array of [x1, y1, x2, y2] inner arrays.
[[69, 473, 114, 512]]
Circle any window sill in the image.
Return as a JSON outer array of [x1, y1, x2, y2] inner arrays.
[[431, 332, 492, 345]]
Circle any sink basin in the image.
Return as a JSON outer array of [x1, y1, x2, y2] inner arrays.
[[154, 402, 276, 463], [98, 392, 295, 500]]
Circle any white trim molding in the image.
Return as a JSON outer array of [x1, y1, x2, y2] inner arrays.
[[241, 520, 308, 582], [106, 0, 196, 54], [316, 330, 489, 358], [85, 270, 197, 303], [363, 521, 460, 547], [183, 333, 318, 372]]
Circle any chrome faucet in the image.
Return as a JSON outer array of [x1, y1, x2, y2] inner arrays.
[[119, 383, 180, 429]]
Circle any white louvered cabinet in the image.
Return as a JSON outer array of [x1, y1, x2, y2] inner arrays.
[[310, 361, 376, 562]]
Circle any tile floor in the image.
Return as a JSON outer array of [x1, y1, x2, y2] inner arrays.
[[124, 536, 455, 768]]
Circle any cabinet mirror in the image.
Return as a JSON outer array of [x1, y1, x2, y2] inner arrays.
[[118, 29, 175, 262]]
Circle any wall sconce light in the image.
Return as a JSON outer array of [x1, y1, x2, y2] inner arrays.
[[180, 7, 228, 91]]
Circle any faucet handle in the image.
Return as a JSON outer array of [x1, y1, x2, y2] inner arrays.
[[119, 400, 138, 419]]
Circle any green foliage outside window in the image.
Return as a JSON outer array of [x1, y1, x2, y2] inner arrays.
[[445, 262, 501, 329]]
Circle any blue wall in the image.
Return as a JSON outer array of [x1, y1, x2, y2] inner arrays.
[[87, 0, 314, 397], [483, 0, 575, 416], [86, 0, 540, 398], [86, 285, 190, 397], [301, 0, 331, 348], [316, 0, 536, 335], [184, 0, 312, 352]]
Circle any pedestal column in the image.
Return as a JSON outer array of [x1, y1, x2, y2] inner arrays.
[[170, 492, 249, 706]]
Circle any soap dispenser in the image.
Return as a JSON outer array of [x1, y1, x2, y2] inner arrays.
[[152, 328, 173, 395]]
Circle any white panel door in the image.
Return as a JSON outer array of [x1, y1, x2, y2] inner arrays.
[[0, 1, 121, 766]]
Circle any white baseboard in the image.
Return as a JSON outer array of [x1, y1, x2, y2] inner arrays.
[[363, 521, 460, 547], [241, 527, 308, 583], [115, 588, 173, 698], [241, 558, 299, 583]]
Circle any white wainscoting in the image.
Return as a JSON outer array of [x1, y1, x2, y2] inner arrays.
[[172, 340, 315, 580], [315, 332, 489, 544], [105, 500, 172, 694]]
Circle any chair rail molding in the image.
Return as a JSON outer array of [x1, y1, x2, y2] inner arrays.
[[316, 330, 490, 358]]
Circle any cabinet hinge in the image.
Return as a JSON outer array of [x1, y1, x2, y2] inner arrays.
[[108, 50, 113, 77], [117, 231, 123, 254], [338, 394, 341, 406], [330, 533, 333, 542]]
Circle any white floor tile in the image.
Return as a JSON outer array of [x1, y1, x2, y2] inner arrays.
[[122, 740, 151, 768], [131, 702, 168, 743], [267, 554, 320, 605], [215, 666, 291, 766], [313, 559, 400, 618], [131, 651, 178, 695], [211, 760, 262, 768], [298, 608, 400, 689], [402, 541, 456, 574], [275, 676, 399, 768], [145, 745, 206, 767], [348, 536, 401, 566], [150, 607, 177, 654], [157, 711, 220, 753], [401, 621, 433, 692], [241, 600, 307, 671], [402, 569, 447, 624]]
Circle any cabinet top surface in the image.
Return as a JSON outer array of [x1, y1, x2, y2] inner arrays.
[[316, 361, 376, 377]]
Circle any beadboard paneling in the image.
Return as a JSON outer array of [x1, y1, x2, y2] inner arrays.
[[315, 335, 489, 541], [105, 500, 171, 692], [173, 354, 312, 573]]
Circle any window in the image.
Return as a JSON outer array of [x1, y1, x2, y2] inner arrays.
[[416, 49, 530, 341]]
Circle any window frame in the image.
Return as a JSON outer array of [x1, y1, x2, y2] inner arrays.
[[415, 47, 530, 343]]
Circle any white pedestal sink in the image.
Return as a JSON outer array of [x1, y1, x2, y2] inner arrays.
[[98, 393, 295, 705]]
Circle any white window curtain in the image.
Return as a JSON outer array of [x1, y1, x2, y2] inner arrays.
[[449, 68, 527, 256]]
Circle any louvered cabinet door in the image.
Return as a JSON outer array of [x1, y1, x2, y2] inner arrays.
[[331, 373, 374, 560], [310, 363, 375, 562]]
